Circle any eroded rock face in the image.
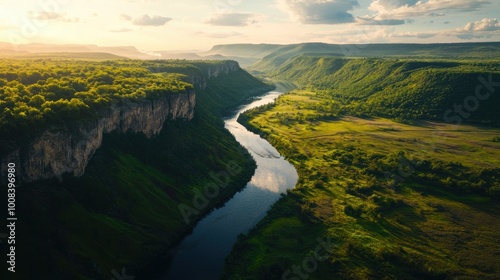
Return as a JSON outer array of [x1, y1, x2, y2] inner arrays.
[[1, 92, 195, 183], [0, 60, 243, 184], [188, 61, 240, 89]]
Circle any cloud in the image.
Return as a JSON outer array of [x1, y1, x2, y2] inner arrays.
[[416, 33, 437, 39], [453, 18, 500, 40], [374, 0, 419, 9], [391, 31, 437, 39], [28, 11, 78, 22], [119, 13, 171, 27], [120, 14, 133, 21], [368, 0, 491, 19], [132, 14, 172, 26], [205, 13, 257, 26], [29, 11, 61, 20], [357, 16, 405, 25], [458, 18, 500, 31], [277, 0, 360, 24], [110, 28, 133, 33], [455, 33, 492, 40]]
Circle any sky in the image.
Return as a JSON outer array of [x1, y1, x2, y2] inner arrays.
[[0, 0, 500, 51]]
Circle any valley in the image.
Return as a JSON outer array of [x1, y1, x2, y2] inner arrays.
[[1, 42, 499, 280], [222, 49, 500, 279], [0, 58, 274, 279], [225, 88, 500, 280]]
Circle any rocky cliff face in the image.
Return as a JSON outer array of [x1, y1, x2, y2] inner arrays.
[[0, 60, 244, 184], [1, 92, 195, 183], [188, 60, 240, 89]]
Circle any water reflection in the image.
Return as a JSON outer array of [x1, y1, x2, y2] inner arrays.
[[159, 91, 298, 280]]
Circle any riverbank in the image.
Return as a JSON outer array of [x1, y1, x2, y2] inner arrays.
[[223, 90, 500, 279], [2, 61, 275, 280], [151, 91, 298, 280]]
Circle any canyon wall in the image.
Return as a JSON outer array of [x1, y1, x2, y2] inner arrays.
[[1, 92, 195, 183], [0, 60, 243, 183]]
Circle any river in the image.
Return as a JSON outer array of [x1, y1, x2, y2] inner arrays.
[[157, 91, 298, 280]]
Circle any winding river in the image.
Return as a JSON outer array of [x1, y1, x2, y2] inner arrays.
[[157, 91, 298, 280]]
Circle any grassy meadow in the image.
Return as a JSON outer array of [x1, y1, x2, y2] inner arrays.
[[224, 90, 500, 279]]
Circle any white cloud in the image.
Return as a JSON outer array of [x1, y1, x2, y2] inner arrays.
[[428, 12, 445, 17], [120, 14, 133, 21], [119, 13, 171, 26], [373, 0, 419, 10], [455, 33, 492, 40], [29, 11, 61, 20], [132, 14, 172, 26], [357, 15, 405, 25], [28, 11, 79, 22], [458, 18, 500, 31], [369, 0, 490, 19], [277, 0, 360, 24], [417, 33, 436, 39], [205, 13, 257, 26], [391, 31, 437, 39], [453, 18, 500, 40]]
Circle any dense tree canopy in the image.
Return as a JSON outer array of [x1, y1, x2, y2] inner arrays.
[[0, 58, 200, 147], [261, 55, 500, 125]]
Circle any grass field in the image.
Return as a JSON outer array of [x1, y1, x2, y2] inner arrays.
[[256, 91, 500, 169], [223, 90, 500, 280]]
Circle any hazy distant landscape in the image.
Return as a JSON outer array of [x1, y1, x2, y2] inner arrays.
[[1, 0, 500, 279]]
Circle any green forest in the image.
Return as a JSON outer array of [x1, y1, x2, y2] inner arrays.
[[224, 56, 500, 279], [0, 59, 204, 151], [1, 51, 499, 279], [0, 57, 274, 280], [252, 55, 500, 125]]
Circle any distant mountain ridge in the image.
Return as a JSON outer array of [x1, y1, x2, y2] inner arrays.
[[247, 42, 500, 72], [0, 42, 153, 59], [2, 41, 500, 67], [168, 41, 500, 69]]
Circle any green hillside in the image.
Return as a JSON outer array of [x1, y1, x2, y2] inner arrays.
[[0, 58, 274, 280], [203, 43, 284, 58], [223, 50, 500, 279], [249, 42, 500, 73], [256, 55, 500, 125], [224, 89, 500, 280]]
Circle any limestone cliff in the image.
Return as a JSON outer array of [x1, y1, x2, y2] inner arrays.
[[188, 60, 240, 89], [1, 92, 195, 183], [0, 60, 244, 184]]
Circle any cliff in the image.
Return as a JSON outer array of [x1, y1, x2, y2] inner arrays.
[[1, 92, 195, 183], [187, 60, 240, 89], [0, 60, 246, 184], [0, 58, 276, 280]]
